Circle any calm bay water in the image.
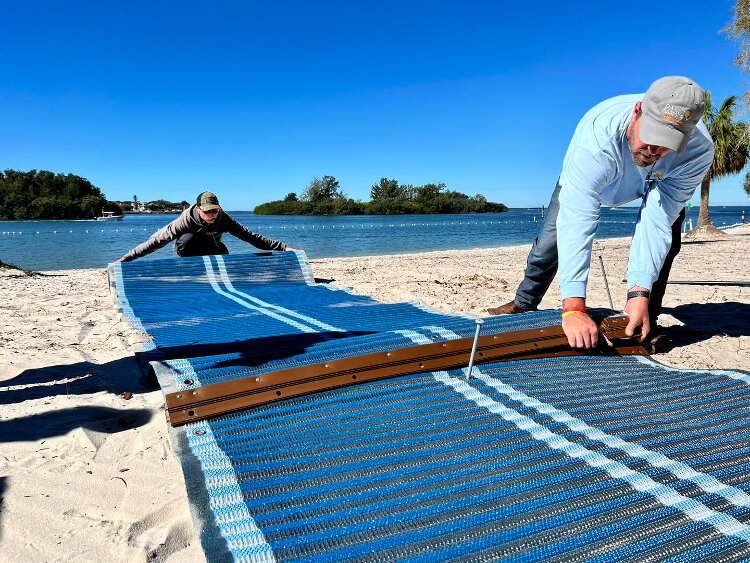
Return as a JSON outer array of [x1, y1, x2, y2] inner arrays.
[[0, 206, 746, 271]]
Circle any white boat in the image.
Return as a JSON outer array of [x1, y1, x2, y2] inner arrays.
[[95, 211, 124, 221]]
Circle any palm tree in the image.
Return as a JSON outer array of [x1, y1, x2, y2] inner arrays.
[[688, 92, 750, 237], [723, 0, 750, 104]]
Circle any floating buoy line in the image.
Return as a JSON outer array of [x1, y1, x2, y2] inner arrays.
[[0, 218, 742, 236]]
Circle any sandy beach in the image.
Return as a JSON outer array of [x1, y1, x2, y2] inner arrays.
[[1, 226, 748, 561]]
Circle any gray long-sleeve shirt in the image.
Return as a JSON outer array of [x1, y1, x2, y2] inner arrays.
[[119, 205, 287, 261]]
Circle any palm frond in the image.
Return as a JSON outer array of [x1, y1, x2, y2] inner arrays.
[[704, 94, 750, 180]]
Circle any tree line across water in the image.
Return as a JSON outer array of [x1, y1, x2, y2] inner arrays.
[[0, 169, 122, 220], [253, 176, 508, 215], [0, 170, 507, 220], [0, 170, 193, 220]]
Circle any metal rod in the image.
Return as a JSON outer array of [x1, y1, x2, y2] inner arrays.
[[598, 255, 615, 310], [667, 280, 750, 287], [466, 319, 484, 380]]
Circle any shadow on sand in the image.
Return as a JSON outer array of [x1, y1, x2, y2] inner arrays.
[[0, 476, 5, 538], [1, 329, 372, 406], [0, 330, 374, 444], [0, 405, 153, 443], [1, 352, 156, 443], [655, 301, 750, 353], [0, 356, 156, 407]]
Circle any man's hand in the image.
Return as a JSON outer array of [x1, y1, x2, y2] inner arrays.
[[624, 291, 650, 342], [562, 312, 601, 349], [561, 297, 613, 350]]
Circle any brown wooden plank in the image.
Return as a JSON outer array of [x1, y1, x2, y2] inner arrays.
[[165, 314, 646, 426]]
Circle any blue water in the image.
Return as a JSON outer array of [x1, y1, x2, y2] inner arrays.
[[0, 207, 746, 271]]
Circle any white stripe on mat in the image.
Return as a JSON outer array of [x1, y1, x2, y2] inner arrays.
[[399, 327, 750, 541], [202, 256, 318, 333], [186, 420, 276, 561], [634, 355, 750, 385], [424, 325, 750, 509], [214, 255, 342, 332]]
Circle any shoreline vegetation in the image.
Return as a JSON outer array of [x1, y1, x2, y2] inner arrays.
[[0, 169, 123, 221], [0, 168, 190, 220], [253, 176, 508, 215], [1, 170, 507, 221]]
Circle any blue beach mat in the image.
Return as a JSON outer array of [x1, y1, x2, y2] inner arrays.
[[112, 251, 750, 562]]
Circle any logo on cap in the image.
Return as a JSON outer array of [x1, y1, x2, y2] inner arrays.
[[661, 103, 691, 126]]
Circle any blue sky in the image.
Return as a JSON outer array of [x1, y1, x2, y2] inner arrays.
[[2, 1, 749, 209]]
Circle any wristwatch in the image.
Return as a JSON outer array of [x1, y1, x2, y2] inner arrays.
[[627, 290, 651, 300]]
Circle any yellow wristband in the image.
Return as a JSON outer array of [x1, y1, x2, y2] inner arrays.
[[562, 310, 583, 318]]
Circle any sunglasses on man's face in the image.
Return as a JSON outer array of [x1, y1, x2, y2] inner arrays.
[[202, 208, 220, 215]]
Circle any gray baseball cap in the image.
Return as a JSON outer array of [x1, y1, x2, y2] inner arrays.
[[640, 76, 705, 155]]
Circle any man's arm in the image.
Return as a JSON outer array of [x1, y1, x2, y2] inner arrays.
[[625, 139, 713, 338], [627, 153, 713, 292], [224, 216, 289, 251], [557, 146, 614, 349], [117, 211, 191, 262]]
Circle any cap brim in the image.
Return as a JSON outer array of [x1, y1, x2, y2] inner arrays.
[[640, 112, 691, 155], [200, 205, 220, 211]]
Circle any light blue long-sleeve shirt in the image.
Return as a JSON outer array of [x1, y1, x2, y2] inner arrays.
[[556, 94, 714, 300]]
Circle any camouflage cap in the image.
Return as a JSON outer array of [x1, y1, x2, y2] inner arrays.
[[198, 191, 220, 211]]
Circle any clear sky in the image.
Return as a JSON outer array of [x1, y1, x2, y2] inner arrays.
[[3, 1, 749, 209]]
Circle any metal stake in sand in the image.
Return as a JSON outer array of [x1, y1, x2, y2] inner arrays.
[[466, 319, 484, 380], [598, 255, 614, 310]]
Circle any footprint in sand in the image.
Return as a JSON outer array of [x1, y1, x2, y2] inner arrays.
[[127, 500, 196, 562]]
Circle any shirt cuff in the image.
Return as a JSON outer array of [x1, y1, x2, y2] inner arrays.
[[560, 281, 587, 300], [626, 273, 655, 292]]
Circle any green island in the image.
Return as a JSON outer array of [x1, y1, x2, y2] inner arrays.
[[1, 170, 507, 220], [0, 169, 188, 220], [254, 176, 507, 215], [0, 169, 122, 220]]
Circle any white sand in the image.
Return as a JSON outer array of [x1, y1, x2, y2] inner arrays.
[[1, 226, 748, 561]]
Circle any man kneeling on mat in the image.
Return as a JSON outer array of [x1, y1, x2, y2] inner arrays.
[[116, 191, 294, 262]]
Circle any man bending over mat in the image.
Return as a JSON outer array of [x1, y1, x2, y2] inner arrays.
[[487, 76, 714, 349], [116, 191, 294, 262]]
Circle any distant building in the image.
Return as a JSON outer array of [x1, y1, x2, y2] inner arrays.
[[116, 198, 187, 214]]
